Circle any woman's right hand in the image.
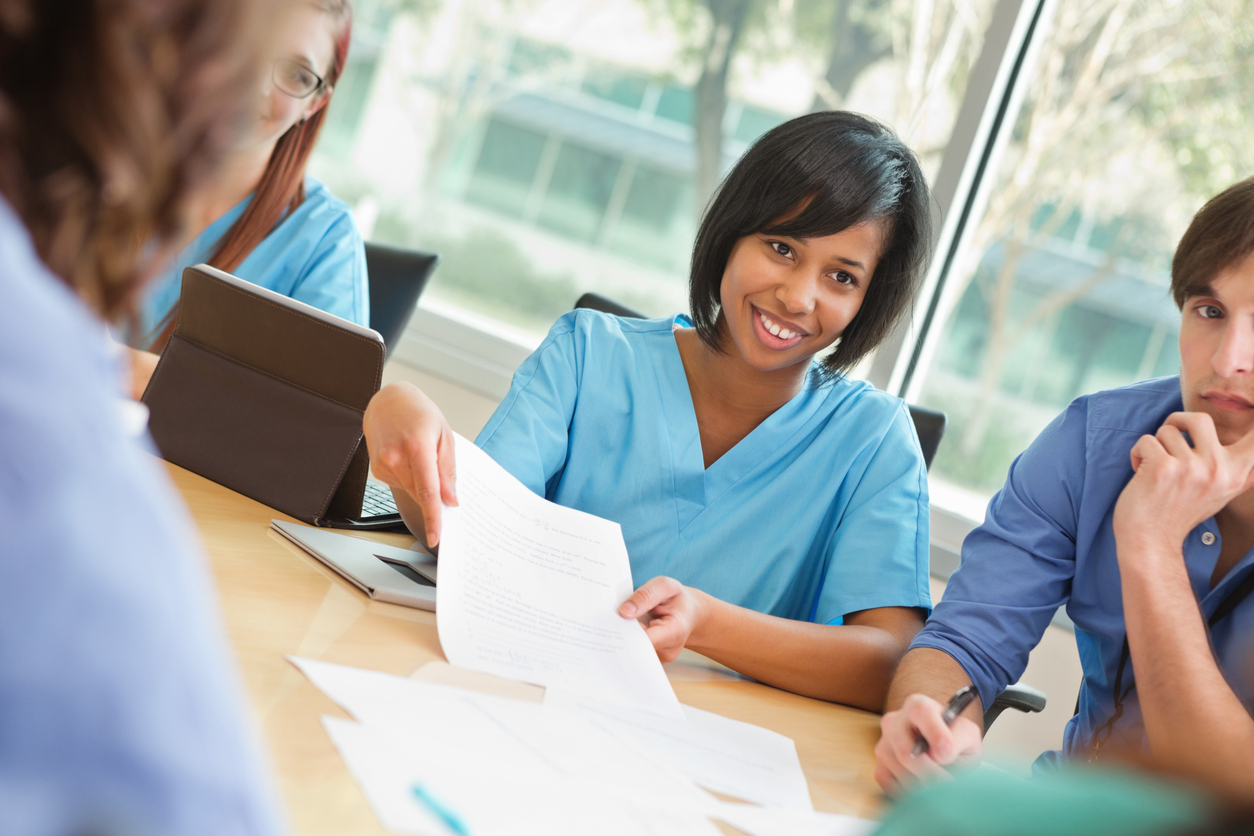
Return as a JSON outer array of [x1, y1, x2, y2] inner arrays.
[[362, 382, 457, 546]]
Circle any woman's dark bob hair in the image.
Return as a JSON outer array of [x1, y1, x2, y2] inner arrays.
[[689, 110, 934, 379]]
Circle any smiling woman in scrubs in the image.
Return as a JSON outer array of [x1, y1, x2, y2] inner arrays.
[[124, 0, 366, 396], [365, 111, 935, 710]]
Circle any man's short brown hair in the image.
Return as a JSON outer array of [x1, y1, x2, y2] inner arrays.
[[1172, 177, 1254, 309]]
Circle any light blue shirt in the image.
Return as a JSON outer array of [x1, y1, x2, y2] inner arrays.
[[0, 197, 282, 834], [911, 376, 1254, 763], [476, 311, 932, 624], [133, 176, 368, 345]]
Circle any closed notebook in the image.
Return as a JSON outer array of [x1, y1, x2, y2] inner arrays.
[[142, 264, 385, 525]]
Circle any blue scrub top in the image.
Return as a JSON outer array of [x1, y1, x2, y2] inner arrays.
[[911, 376, 1254, 764], [132, 176, 368, 345], [0, 197, 281, 833], [476, 310, 932, 625]]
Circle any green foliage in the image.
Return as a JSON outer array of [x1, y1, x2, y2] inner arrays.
[[918, 384, 1041, 494], [372, 208, 578, 331], [789, 0, 893, 84], [357, 0, 440, 21], [1142, 4, 1254, 199], [427, 229, 577, 324], [634, 0, 772, 79]]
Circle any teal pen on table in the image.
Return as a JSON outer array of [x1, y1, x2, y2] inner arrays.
[[411, 783, 472, 836]]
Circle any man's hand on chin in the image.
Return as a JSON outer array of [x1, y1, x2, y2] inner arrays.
[[1113, 411, 1254, 563]]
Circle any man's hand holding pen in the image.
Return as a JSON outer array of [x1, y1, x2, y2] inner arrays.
[[874, 687, 983, 794]]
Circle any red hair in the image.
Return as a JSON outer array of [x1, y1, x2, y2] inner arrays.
[[149, 0, 353, 351]]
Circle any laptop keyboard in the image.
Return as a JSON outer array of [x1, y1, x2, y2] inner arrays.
[[362, 480, 400, 518]]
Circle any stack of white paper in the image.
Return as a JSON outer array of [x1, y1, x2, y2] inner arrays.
[[550, 695, 813, 810], [294, 658, 876, 836], [295, 657, 718, 834]]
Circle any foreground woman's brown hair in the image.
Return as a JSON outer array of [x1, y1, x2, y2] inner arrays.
[[0, 0, 282, 319]]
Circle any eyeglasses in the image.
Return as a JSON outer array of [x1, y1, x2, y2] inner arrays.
[[273, 58, 328, 99]]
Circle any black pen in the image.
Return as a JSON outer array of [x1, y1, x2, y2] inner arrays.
[[911, 685, 977, 758]]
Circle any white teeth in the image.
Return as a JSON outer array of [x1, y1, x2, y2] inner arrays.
[[759, 311, 799, 341]]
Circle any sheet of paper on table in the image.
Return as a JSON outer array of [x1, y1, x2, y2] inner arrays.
[[294, 657, 717, 835], [710, 800, 878, 836], [323, 718, 725, 836], [437, 432, 682, 719], [410, 660, 544, 703], [548, 694, 813, 810], [294, 658, 874, 836]]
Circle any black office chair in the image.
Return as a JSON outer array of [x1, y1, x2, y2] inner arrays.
[[903, 403, 1046, 731], [902, 406, 1046, 730], [365, 242, 439, 358], [574, 292, 647, 320], [907, 405, 946, 471], [573, 292, 1047, 730], [983, 683, 1047, 730]]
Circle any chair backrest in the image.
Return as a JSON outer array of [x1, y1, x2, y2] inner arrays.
[[366, 242, 439, 358], [908, 405, 946, 471], [575, 291, 948, 469], [574, 292, 647, 320]]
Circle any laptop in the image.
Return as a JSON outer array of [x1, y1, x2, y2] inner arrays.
[[271, 519, 437, 611], [324, 476, 408, 531]]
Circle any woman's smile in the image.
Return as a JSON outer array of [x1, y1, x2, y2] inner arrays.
[[751, 304, 808, 350], [719, 223, 882, 374]]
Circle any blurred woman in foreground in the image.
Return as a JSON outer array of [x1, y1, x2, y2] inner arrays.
[[0, 1, 285, 833]]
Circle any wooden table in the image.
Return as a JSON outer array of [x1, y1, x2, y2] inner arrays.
[[169, 462, 885, 833]]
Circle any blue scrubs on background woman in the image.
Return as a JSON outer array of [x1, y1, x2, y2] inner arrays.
[[477, 309, 932, 625], [133, 176, 368, 343]]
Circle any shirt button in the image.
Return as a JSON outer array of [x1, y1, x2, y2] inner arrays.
[[1202, 532, 1217, 546]]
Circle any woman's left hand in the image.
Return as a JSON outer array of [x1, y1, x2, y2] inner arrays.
[[618, 576, 707, 662]]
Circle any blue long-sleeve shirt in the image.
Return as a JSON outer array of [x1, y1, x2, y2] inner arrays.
[[912, 376, 1254, 762], [0, 196, 282, 835]]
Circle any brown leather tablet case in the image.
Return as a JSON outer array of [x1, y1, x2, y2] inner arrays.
[[142, 264, 385, 525]]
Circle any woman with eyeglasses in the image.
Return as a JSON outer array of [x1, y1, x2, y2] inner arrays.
[[125, 0, 365, 396]]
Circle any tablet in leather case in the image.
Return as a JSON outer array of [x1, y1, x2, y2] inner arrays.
[[143, 264, 387, 527]]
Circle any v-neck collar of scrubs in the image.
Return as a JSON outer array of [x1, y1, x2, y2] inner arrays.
[[655, 315, 829, 530], [135, 192, 255, 343], [191, 192, 254, 255]]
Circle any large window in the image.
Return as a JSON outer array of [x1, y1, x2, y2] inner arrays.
[[311, 0, 1253, 533], [903, 0, 1254, 520], [311, 0, 997, 335]]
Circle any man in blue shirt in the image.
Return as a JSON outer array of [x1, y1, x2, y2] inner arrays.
[[874, 176, 1254, 800]]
